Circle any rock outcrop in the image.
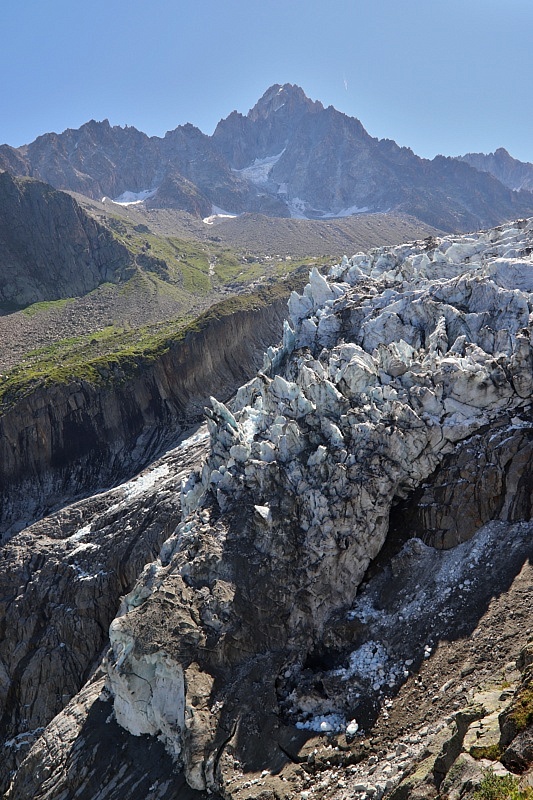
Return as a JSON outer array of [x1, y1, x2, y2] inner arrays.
[[0, 287, 290, 539], [0, 171, 134, 307]]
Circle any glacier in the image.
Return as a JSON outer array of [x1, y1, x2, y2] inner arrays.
[[104, 218, 533, 793]]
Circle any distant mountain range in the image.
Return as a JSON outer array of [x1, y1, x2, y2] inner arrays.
[[458, 147, 533, 192], [1, 83, 533, 233]]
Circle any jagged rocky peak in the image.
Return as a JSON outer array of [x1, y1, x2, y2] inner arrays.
[[212, 83, 325, 170], [2, 85, 533, 230], [102, 218, 533, 794], [459, 147, 533, 192], [247, 82, 323, 122]]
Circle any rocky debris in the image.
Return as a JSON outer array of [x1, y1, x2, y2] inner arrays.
[[499, 644, 533, 773], [0, 281, 187, 375], [0, 425, 210, 794], [76, 193, 442, 260], [13, 515, 527, 800], [294, 519, 532, 731], [100, 218, 533, 794], [377, 642, 533, 800]]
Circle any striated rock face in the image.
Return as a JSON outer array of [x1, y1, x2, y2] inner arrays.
[[0, 288, 290, 539], [0, 171, 134, 307], [101, 218, 533, 793], [396, 420, 533, 548], [0, 428, 211, 796]]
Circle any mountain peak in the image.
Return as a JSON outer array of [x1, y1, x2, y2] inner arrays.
[[494, 146, 511, 158], [248, 83, 322, 122]]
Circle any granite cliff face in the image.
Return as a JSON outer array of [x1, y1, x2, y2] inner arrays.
[[2, 85, 533, 232], [0, 117, 287, 220], [0, 171, 134, 307], [214, 87, 533, 231], [3, 221, 533, 799]]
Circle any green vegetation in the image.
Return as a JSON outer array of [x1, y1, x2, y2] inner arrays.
[[474, 768, 533, 800], [0, 206, 316, 412], [507, 678, 533, 733], [0, 283, 293, 411], [22, 297, 74, 316], [470, 744, 503, 761], [0, 317, 189, 408], [105, 214, 321, 293]]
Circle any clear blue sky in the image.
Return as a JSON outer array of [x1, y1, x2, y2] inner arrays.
[[2, 0, 532, 162]]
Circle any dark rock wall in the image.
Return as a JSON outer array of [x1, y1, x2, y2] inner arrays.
[[0, 172, 134, 307], [392, 419, 533, 549]]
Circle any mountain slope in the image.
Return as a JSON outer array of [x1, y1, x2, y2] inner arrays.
[[1, 85, 533, 232], [0, 118, 287, 219], [0, 171, 135, 308], [214, 85, 533, 230], [459, 147, 533, 192]]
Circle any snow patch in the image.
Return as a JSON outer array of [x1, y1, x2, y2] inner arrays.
[[288, 198, 370, 219], [296, 713, 347, 733], [331, 641, 401, 692], [68, 524, 91, 542], [121, 464, 171, 502], [203, 206, 239, 224], [178, 427, 209, 449], [112, 188, 158, 205], [233, 150, 285, 186], [4, 728, 45, 751], [319, 204, 370, 218], [67, 541, 100, 558]]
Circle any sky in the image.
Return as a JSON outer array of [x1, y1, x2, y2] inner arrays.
[[1, 0, 533, 162]]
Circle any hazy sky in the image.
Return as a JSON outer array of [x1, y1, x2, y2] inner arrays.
[[2, 0, 532, 161]]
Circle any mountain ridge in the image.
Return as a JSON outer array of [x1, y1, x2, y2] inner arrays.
[[459, 146, 533, 192], [2, 83, 533, 232]]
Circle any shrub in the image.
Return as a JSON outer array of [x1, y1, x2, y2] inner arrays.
[[474, 768, 533, 800]]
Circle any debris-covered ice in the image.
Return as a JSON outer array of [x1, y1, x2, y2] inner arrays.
[[105, 218, 533, 793]]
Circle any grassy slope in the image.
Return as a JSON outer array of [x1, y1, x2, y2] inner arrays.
[[0, 207, 319, 406], [106, 214, 320, 293], [0, 281, 300, 411], [0, 200, 437, 413]]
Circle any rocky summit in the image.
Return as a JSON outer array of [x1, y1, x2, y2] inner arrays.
[[3, 218, 533, 799], [459, 148, 533, 193]]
